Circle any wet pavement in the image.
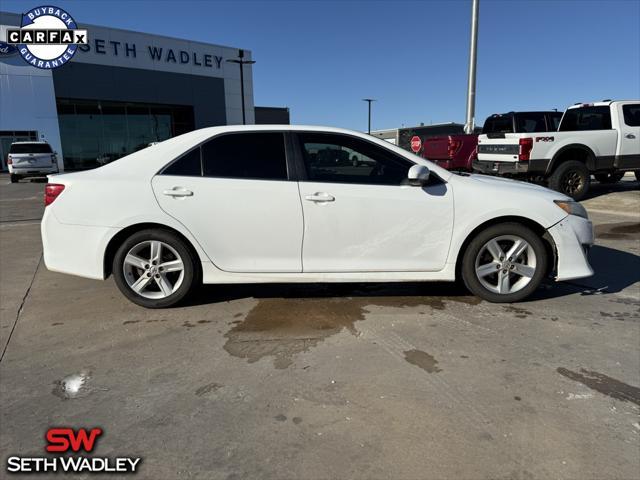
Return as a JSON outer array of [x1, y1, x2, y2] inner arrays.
[[0, 173, 639, 479]]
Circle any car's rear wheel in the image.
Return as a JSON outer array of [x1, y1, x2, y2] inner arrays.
[[548, 160, 590, 200], [461, 223, 547, 303], [10, 174, 19, 183], [113, 229, 200, 308], [594, 172, 624, 184]]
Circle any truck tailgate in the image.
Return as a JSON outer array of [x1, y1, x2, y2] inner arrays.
[[11, 153, 54, 169]]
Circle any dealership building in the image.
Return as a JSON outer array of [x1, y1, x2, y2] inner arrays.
[[0, 11, 288, 171]]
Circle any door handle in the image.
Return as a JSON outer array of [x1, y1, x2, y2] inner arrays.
[[163, 187, 193, 197], [304, 193, 335, 203], [625, 133, 636, 139]]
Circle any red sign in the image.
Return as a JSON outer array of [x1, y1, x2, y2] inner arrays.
[[410, 136, 422, 153]]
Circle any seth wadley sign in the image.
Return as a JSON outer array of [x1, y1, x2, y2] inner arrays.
[[78, 37, 224, 69]]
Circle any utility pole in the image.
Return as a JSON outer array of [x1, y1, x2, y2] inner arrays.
[[464, 0, 479, 134], [362, 98, 376, 134], [226, 49, 256, 125]]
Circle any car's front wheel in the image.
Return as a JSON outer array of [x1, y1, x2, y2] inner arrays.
[[10, 174, 20, 183], [113, 229, 200, 308], [461, 223, 548, 303]]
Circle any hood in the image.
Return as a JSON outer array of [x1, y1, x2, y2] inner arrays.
[[466, 173, 571, 200]]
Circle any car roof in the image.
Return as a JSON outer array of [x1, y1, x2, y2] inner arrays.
[[567, 100, 640, 109], [488, 111, 559, 117]]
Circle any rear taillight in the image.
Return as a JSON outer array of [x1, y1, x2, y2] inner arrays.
[[7, 155, 12, 166], [44, 184, 65, 206], [447, 137, 462, 159], [518, 138, 533, 161]]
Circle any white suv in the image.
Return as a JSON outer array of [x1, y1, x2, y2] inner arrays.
[[7, 141, 59, 183]]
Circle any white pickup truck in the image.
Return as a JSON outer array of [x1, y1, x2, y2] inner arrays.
[[473, 100, 640, 200]]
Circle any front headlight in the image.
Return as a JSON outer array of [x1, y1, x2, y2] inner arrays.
[[554, 200, 588, 219]]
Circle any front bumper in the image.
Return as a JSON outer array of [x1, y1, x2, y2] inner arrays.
[[547, 215, 594, 281]]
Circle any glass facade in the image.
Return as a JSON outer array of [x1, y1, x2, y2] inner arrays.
[[56, 99, 195, 170]]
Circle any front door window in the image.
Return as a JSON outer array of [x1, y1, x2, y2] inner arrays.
[[298, 133, 412, 185]]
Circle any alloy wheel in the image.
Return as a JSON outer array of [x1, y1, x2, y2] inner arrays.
[[474, 235, 537, 295], [123, 240, 185, 299]]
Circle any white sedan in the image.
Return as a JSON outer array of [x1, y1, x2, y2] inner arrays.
[[41, 125, 594, 308]]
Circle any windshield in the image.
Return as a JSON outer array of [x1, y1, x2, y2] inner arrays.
[[9, 143, 52, 154]]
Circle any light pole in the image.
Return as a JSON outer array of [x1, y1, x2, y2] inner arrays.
[[464, 0, 479, 134], [362, 98, 376, 134], [227, 49, 256, 125]]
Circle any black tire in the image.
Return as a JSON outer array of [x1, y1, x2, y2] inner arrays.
[[112, 229, 200, 308], [548, 160, 590, 200], [594, 172, 624, 184], [10, 174, 19, 183], [461, 222, 548, 303], [635, 171, 640, 182]]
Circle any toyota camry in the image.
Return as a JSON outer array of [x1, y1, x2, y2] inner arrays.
[[41, 125, 594, 308]]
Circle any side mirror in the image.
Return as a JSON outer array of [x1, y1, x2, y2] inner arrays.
[[407, 164, 430, 186]]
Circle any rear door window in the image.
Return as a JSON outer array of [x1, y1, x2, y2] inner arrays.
[[201, 132, 288, 180], [515, 113, 547, 133], [548, 112, 562, 131], [9, 143, 52, 154], [559, 106, 612, 131], [622, 104, 640, 127]]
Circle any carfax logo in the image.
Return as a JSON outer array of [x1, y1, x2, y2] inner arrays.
[[5, 5, 88, 69], [5, 427, 142, 474]]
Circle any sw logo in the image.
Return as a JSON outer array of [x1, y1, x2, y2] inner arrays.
[[5, 427, 142, 474], [4, 5, 88, 69], [46, 427, 103, 453]]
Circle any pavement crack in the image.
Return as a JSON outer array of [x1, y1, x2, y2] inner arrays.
[[0, 252, 42, 363]]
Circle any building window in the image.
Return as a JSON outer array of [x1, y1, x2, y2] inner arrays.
[[56, 99, 195, 171]]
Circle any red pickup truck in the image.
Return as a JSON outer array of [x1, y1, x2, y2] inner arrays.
[[422, 111, 562, 171]]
